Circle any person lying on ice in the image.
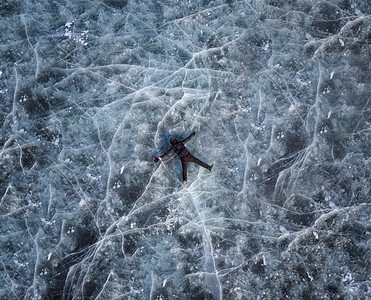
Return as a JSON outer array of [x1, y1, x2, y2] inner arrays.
[[154, 131, 213, 185]]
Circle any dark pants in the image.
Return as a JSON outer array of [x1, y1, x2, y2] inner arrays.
[[181, 154, 212, 182]]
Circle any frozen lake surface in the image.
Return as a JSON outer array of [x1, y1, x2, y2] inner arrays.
[[0, 0, 370, 299]]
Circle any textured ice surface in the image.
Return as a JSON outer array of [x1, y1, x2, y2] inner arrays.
[[0, 0, 370, 299]]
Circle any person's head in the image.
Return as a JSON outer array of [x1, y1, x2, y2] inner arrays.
[[170, 138, 178, 145]]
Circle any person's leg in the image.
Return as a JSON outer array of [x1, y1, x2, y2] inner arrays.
[[188, 154, 213, 171], [181, 159, 188, 185]]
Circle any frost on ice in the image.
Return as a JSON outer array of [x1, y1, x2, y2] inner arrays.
[[0, 1, 370, 299]]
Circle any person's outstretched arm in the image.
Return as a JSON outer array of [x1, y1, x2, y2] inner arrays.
[[154, 148, 174, 162], [181, 131, 195, 144]]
